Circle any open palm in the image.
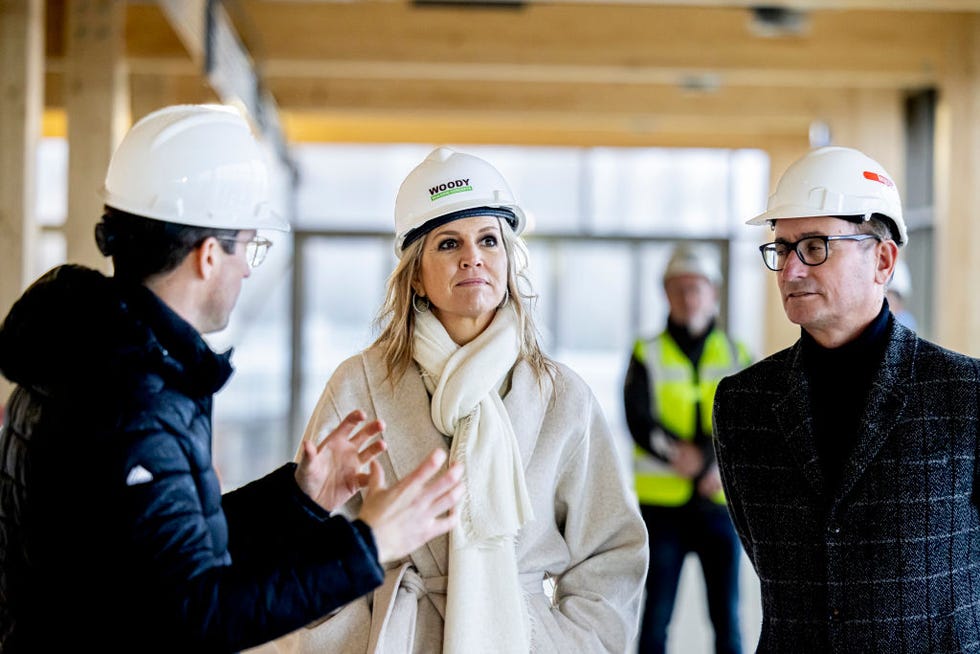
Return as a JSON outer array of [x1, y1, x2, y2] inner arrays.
[[295, 409, 387, 512]]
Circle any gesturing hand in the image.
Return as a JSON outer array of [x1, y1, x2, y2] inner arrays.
[[358, 449, 464, 564], [295, 409, 387, 512]]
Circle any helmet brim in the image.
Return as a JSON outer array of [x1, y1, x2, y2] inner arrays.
[[745, 204, 868, 226], [100, 186, 291, 232]]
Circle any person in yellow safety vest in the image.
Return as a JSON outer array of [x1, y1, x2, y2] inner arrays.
[[624, 244, 752, 654]]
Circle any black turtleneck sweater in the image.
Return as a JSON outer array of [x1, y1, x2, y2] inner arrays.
[[800, 300, 892, 492], [666, 316, 713, 379], [623, 317, 717, 468]]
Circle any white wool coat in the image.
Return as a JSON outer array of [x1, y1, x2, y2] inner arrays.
[[271, 346, 648, 654]]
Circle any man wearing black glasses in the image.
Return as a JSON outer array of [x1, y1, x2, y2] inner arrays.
[[713, 145, 980, 653], [0, 105, 463, 652]]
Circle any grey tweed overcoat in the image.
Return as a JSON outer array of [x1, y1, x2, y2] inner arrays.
[[714, 320, 980, 653]]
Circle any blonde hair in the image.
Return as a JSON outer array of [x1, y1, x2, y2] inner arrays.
[[373, 219, 554, 385]]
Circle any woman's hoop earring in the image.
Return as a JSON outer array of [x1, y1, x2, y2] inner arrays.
[[413, 293, 430, 313]]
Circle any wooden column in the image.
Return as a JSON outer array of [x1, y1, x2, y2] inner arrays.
[[0, 0, 43, 403], [64, 0, 129, 269], [826, 88, 906, 186], [935, 15, 980, 355]]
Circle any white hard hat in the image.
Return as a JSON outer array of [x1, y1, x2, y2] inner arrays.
[[101, 104, 289, 231], [663, 244, 722, 285], [393, 147, 525, 257], [748, 146, 906, 246], [889, 258, 912, 298]]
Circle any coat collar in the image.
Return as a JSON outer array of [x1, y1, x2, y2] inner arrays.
[[360, 347, 549, 572], [502, 361, 551, 467], [833, 320, 914, 507], [775, 319, 915, 508], [774, 344, 826, 498], [362, 348, 449, 574], [121, 282, 233, 397]]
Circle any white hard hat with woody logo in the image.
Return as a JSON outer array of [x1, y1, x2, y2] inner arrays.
[[393, 147, 526, 257]]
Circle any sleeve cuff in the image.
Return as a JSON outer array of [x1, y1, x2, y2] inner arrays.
[[350, 519, 380, 562], [275, 462, 333, 521]]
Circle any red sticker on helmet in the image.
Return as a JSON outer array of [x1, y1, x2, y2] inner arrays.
[[863, 171, 894, 187]]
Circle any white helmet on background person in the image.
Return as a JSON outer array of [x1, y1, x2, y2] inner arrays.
[[101, 104, 290, 231], [748, 146, 906, 246], [663, 244, 722, 286], [393, 147, 526, 258]]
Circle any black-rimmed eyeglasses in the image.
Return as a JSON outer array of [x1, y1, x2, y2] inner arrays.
[[216, 236, 273, 269], [759, 234, 880, 272]]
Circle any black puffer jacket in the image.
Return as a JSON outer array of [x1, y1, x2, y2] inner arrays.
[[0, 265, 384, 652]]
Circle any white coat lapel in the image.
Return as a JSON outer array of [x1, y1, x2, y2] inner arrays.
[[503, 360, 550, 467], [361, 349, 450, 574]]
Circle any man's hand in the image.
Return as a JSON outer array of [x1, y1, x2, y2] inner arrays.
[[295, 410, 387, 512], [358, 449, 464, 564], [670, 441, 705, 478], [697, 464, 723, 498]]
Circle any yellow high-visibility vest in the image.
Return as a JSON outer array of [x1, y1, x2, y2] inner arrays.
[[633, 329, 750, 507]]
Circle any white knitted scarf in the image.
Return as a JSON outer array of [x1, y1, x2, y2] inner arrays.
[[412, 305, 534, 654]]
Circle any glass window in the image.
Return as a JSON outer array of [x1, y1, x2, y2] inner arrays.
[[298, 237, 391, 427], [451, 145, 585, 234], [551, 242, 634, 350], [634, 242, 676, 338], [590, 148, 731, 236], [545, 241, 638, 477], [524, 240, 556, 351], [209, 238, 293, 489], [36, 138, 67, 227], [730, 149, 770, 231], [293, 143, 431, 229], [36, 232, 66, 279]]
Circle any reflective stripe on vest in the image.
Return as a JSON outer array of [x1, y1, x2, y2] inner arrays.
[[633, 330, 747, 506]]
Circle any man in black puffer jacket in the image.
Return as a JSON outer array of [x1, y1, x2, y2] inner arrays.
[[0, 105, 463, 653]]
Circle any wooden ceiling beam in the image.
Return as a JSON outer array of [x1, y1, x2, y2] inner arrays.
[[255, 59, 933, 90], [279, 109, 812, 148], [531, 0, 980, 11], [263, 76, 847, 117], [38, 1, 974, 148], [44, 3, 965, 103], [46, 71, 842, 122], [227, 2, 958, 77]]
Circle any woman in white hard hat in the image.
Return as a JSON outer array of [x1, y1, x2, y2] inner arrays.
[[278, 147, 647, 654]]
